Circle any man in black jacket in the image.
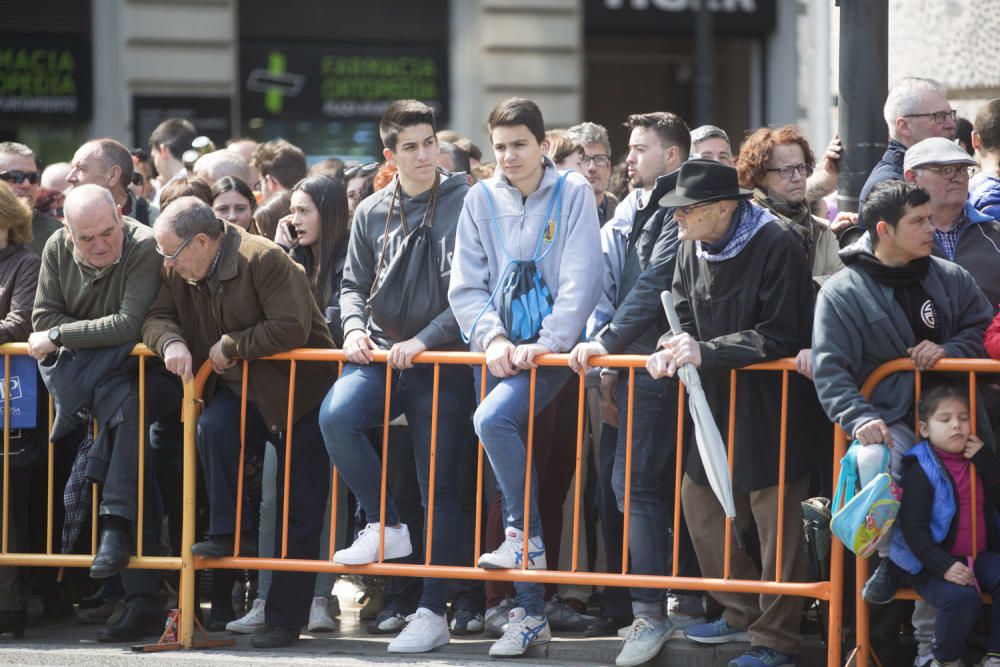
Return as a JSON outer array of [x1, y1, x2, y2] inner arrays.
[[569, 112, 704, 665], [648, 160, 815, 667]]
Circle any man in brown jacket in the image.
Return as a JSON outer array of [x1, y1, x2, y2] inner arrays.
[[141, 196, 336, 648]]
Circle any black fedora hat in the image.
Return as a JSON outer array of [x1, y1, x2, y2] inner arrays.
[[658, 159, 752, 208]]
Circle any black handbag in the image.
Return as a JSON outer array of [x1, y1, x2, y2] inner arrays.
[[367, 178, 448, 341]]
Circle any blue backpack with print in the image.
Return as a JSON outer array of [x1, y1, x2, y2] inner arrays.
[[463, 172, 567, 345]]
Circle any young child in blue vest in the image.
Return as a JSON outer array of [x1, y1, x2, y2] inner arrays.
[[889, 385, 1000, 667]]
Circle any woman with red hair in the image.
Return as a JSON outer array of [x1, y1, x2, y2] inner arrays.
[[736, 125, 843, 285]]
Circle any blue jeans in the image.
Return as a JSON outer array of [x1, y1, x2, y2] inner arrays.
[[913, 551, 1000, 661], [319, 362, 473, 615], [472, 365, 571, 615], [611, 371, 700, 608]]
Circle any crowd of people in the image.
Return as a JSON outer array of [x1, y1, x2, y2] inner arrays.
[[2, 75, 1000, 667]]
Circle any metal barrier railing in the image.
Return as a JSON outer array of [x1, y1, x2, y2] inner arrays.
[[0, 342, 198, 646], [0, 344, 851, 661], [848, 358, 1000, 667], [191, 349, 846, 665]]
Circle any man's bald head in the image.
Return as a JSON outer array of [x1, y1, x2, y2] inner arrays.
[[63, 184, 124, 269], [193, 151, 251, 188]]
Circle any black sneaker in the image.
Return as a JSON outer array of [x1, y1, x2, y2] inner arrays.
[[449, 608, 484, 635], [367, 600, 410, 635], [862, 559, 902, 605], [251, 625, 299, 648]]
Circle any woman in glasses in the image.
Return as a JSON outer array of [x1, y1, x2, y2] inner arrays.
[[736, 125, 844, 286], [0, 182, 42, 638], [210, 176, 259, 234]]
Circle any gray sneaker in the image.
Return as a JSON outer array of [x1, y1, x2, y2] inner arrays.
[[545, 595, 596, 632], [485, 598, 516, 638], [615, 616, 674, 667]]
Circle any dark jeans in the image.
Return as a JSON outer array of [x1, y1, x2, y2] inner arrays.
[[198, 386, 329, 629], [611, 371, 700, 608], [320, 362, 473, 615], [913, 551, 1000, 662], [596, 422, 632, 618]]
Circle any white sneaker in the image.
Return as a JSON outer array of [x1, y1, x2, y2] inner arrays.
[[489, 607, 551, 657], [306, 596, 338, 632], [226, 598, 266, 634], [334, 523, 412, 565], [478, 527, 546, 570], [387, 607, 450, 653]]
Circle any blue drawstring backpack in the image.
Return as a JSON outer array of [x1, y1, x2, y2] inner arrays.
[[831, 441, 902, 558], [463, 172, 568, 345]]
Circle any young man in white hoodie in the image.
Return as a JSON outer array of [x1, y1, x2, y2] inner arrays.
[[449, 97, 603, 657]]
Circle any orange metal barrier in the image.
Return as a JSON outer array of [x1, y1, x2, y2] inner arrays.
[[847, 358, 1000, 667], [191, 349, 845, 664], [0, 343, 198, 647]]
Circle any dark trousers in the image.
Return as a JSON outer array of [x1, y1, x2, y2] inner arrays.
[[106, 368, 182, 610], [913, 551, 1000, 661], [596, 422, 632, 618], [611, 371, 700, 607], [197, 387, 329, 629]]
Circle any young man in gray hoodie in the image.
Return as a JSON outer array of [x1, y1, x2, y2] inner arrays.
[[318, 99, 474, 655], [449, 97, 602, 658]]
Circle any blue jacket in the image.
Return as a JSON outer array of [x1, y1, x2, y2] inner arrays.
[[929, 203, 1000, 312], [889, 442, 958, 575], [858, 139, 906, 231], [890, 441, 1000, 577], [970, 174, 1000, 221]]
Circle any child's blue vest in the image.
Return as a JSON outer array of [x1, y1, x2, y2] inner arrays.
[[889, 441, 957, 575]]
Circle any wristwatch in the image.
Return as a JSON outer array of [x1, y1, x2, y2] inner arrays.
[[48, 326, 61, 346]]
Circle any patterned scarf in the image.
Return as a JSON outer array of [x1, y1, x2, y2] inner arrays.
[[696, 200, 775, 262]]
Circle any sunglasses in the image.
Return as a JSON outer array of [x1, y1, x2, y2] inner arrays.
[[344, 162, 379, 179], [0, 170, 40, 185]]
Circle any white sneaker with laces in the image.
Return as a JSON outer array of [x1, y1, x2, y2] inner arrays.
[[478, 527, 546, 570], [334, 523, 412, 565], [489, 607, 551, 657], [306, 596, 338, 632], [387, 607, 450, 653], [226, 598, 266, 634]]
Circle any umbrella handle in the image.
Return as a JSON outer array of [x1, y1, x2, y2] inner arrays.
[[660, 291, 684, 337]]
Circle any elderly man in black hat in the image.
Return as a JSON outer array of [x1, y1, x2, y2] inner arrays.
[[646, 160, 816, 667]]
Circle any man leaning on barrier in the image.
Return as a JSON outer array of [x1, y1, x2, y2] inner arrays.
[[29, 183, 181, 642], [647, 160, 817, 667], [812, 180, 994, 666], [141, 196, 337, 649]]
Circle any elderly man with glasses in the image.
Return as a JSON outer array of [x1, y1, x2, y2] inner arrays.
[[903, 137, 1000, 311], [0, 142, 64, 255], [858, 77, 958, 230]]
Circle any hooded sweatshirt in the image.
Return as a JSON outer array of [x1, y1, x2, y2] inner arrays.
[[340, 170, 469, 350], [812, 233, 992, 437], [449, 158, 602, 353]]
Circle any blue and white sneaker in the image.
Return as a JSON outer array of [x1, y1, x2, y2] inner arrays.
[[489, 607, 551, 657], [728, 646, 795, 666], [615, 616, 674, 667], [684, 617, 751, 644], [478, 527, 546, 570]]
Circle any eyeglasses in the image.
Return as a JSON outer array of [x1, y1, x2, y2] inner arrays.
[[919, 164, 974, 180], [765, 163, 808, 180], [677, 200, 717, 216], [904, 109, 957, 125], [156, 234, 195, 261], [582, 154, 611, 167], [0, 170, 40, 185], [344, 162, 379, 179]]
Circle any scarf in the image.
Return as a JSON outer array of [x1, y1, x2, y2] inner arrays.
[[696, 200, 774, 262]]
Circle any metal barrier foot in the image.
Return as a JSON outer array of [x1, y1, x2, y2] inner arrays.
[[131, 609, 235, 652]]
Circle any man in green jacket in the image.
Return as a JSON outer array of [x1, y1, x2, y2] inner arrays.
[[30, 183, 181, 642]]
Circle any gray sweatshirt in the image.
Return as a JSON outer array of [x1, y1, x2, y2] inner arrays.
[[449, 159, 602, 353], [340, 171, 469, 349]]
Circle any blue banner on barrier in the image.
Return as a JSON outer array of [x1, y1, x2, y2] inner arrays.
[[0, 356, 37, 429]]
